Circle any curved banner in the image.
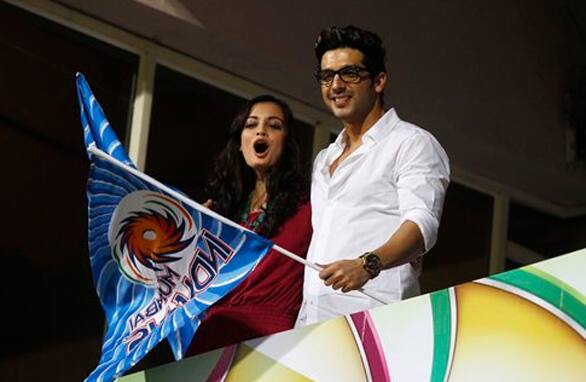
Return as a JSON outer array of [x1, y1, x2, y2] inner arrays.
[[119, 249, 586, 382]]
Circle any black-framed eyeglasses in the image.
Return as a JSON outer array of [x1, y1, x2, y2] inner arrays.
[[315, 65, 371, 86]]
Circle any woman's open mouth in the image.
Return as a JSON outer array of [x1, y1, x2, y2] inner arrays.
[[253, 140, 269, 156]]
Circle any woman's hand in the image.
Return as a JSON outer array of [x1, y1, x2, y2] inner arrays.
[[203, 199, 214, 208]]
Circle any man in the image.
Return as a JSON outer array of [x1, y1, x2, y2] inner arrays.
[[296, 26, 450, 326]]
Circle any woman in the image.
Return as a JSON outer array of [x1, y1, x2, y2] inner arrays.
[[187, 95, 312, 356]]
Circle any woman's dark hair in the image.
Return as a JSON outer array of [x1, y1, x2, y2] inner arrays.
[[205, 95, 308, 237]]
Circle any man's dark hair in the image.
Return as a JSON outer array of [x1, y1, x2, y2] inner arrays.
[[315, 25, 387, 76]]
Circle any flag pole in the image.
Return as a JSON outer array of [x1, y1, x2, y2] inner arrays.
[[88, 147, 388, 306], [271, 244, 387, 305]]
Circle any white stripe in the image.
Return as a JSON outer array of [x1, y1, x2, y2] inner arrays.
[[89, 95, 96, 116], [94, 156, 148, 189], [444, 287, 457, 382], [89, 221, 109, 233], [88, 212, 116, 223], [210, 269, 251, 288], [99, 120, 110, 139], [89, 179, 128, 195], [345, 315, 373, 382], [107, 141, 121, 156], [88, 192, 121, 200], [193, 295, 215, 305], [90, 167, 137, 192]]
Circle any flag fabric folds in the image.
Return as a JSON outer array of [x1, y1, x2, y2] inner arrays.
[[77, 73, 273, 382]]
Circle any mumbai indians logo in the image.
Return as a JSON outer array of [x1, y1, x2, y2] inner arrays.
[[109, 191, 196, 286]]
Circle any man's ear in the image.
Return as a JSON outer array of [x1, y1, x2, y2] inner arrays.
[[373, 72, 388, 95]]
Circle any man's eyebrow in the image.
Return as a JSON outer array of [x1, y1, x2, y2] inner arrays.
[[320, 65, 360, 71]]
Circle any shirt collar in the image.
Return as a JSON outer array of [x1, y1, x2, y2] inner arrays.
[[334, 108, 400, 149], [333, 128, 346, 150], [363, 108, 400, 145]]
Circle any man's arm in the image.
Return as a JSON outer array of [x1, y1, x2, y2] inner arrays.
[[320, 131, 449, 294], [319, 220, 424, 293]]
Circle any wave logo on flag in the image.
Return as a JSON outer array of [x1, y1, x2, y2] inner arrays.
[[110, 191, 197, 286], [77, 73, 273, 382]]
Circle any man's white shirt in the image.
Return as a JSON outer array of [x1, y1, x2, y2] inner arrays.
[[296, 108, 450, 326]]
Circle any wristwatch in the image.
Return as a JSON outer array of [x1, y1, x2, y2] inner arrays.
[[360, 252, 382, 278]]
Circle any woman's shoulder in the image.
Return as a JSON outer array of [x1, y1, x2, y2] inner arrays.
[[270, 200, 312, 256], [286, 198, 311, 223], [272, 200, 312, 240]]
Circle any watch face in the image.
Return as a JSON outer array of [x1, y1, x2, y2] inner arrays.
[[363, 253, 381, 277]]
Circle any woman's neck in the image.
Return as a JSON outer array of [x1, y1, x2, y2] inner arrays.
[[250, 179, 267, 211]]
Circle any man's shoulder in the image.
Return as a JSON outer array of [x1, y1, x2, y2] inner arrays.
[[385, 116, 443, 149], [376, 113, 449, 167], [387, 119, 449, 170]]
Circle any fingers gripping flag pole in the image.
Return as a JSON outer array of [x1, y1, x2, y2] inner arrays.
[[77, 73, 275, 381]]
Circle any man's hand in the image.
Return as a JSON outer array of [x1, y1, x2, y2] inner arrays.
[[318, 259, 371, 293]]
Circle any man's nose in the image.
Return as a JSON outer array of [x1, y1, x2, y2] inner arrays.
[[331, 74, 346, 92]]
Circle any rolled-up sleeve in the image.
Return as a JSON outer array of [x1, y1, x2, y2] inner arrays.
[[395, 133, 450, 252]]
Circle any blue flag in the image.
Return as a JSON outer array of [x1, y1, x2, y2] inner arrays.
[[76, 73, 273, 381]]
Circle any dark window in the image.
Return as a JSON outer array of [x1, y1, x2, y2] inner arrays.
[[421, 182, 493, 293], [508, 202, 586, 260], [0, 3, 137, 380]]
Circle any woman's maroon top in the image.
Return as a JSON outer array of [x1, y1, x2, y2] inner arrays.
[[186, 201, 312, 356]]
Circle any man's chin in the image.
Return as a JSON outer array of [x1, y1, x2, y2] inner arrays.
[[332, 107, 353, 119]]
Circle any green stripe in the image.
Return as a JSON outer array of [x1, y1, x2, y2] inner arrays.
[[524, 267, 586, 305], [489, 268, 586, 330], [430, 289, 453, 382]]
